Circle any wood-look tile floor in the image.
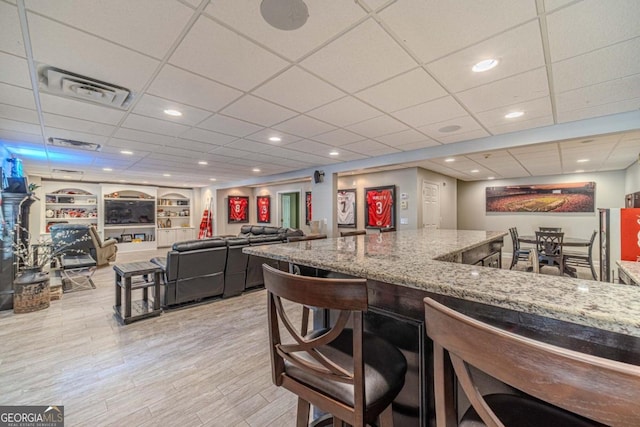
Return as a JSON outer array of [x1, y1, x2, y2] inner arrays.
[[0, 249, 298, 427]]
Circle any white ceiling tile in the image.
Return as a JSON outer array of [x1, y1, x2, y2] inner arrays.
[[0, 104, 38, 123], [546, 0, 640, 62], [220, 95, 297, 127], [437, 129, 492, 144], [42, 113, 115, 136], [207, 0, 366, 61], [375, 129, 434, 147], [0, 118, 41, 135], [0, 53, 31, 88], [253, 67, 344, 113], [418, 116, 486, 142], [28, 13, 159, 91], [113, 128, 173, 146], [556, 97, 640, 124], [329, 150, 368, 162], [39, 93, 125, 125], [197, 114, 263, 137], [543, 0, 575, 12], [356, 68, 448, 113], [44, 127, 107, 145], [489, 115, 555, 136], [284, 140, 334, 155], [172, 137, 226, 154], [300, 18, 416, 92], [148, 65, 242, 113], [395, 140, 441, 151], [346, 115, 409, 138], [224, 139, 274, 154], [392, 96, 468, 128], [475, 97, 552, 128], [312, 129, 366, 146], [340, 140, 393, 155], [556, 74, 640, 114], [0, 2, 26, 56], [179, 127, 236, 146], [428, 21, 546, 93], [132, 94, 212, 126], [379, 0, 537, 63], [457, 68, 549, 113], [553, 38, 640, 93], [169, 15, 289, 91], [272, 115, 336, 138], [107, 138, 163, 152], [121, 114, 190, 137], [0, 83, 36, 110], [307, 97, 381, 127], [244, 129, 301, 145], [26, 0, 194, 59]]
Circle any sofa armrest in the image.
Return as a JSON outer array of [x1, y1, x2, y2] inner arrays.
[[150, 256, 167, 270], [102, 238, 118, 247]]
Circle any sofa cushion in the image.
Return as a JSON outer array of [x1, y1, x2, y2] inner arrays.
[[239, 225, 253, 235], [226, 237, 249, 246], [172, 238, 226, 252], [250, 225, 265, 235], [248, 235, 283, 244], [262, 226, 280, 235]]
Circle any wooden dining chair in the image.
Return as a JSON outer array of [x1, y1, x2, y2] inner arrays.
[[564, 230, 598, 280], [340, 230, 366, 237], [263, 264, 407, 427], [508, 227, 531, 270], [539, 226, 562, 232], [424, 297, 640, 427], [535, 230, 565, 275]]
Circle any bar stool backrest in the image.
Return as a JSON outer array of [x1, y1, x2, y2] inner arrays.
[[424, 297, 640, 426]]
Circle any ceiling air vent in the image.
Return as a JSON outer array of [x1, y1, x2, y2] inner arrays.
[[39, 65, 133, 109], [52, 169, 84, 175], [48, 137, 102, 152]]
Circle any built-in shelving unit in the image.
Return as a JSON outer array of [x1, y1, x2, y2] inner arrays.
[[157, 189, 194, 247], [42, 183, 100, 234]]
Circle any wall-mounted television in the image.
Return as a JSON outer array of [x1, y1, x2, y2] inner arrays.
[[105, 199, 155, 226]]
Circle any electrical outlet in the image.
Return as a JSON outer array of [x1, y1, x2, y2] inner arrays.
[[400, 218, 408, 225]]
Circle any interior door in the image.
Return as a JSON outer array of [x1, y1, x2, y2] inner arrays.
[[422, 181, 440, 230], [280, 192, 300, 229]]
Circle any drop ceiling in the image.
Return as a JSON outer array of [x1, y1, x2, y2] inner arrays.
[[0, 0, 639, 187]]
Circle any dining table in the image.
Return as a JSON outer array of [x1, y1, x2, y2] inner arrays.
[[518, 234, 593, 278]]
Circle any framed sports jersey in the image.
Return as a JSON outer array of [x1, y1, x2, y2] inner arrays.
[[365, 185, 396, 229], [227, 196, 249, 223], [337, 189, 357, 228], [305, 191, 312, 225], [256, 195, 271, 223]]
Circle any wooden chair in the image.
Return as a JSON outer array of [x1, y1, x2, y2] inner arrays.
[[508, 227, 531, 270], [564, 230, 598, 280], [340, 230, 366, 237], [263, 264, 407, 427], [539, 226, 562, 232], [535, 230, 565, 275], [424, 297, 640, 427]]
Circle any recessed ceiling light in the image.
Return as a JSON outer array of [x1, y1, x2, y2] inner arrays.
[[164, 109, 182, 117], [120, 150, 133, 155], [269, 136, 282, 142], [63, 175, 72, 179], [487, 176, 495, 180], [505, 111, 524, 119], [471, 169, 479, 173], [143, 181, 148, 184], [575, 169, 585, 173], [102, 167, 112, 172], [439, 125, 462, 133], [209, 178, 217, 181], [472, 59, 498, 72], [198, 161, 208, 165], [252, 168, 261, 172], [577, 159, 589, 163], [329, 150, 339, 156], [119, 179, 126, 182], [445, 158, 455, 162], [163, 173, 171, 177]]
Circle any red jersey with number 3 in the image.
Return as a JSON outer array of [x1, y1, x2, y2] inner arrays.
[[367, 189, 393, 227], [257, 197, 270, 222], [229, 197, 248, 221]]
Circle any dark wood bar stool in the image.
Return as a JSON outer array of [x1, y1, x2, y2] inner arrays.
[[340, 230, 366, 237], [508, 227, 530, 270], [263, 264, 407, 427], [564, 230, 598, 280], [424, 297, 640, 426]]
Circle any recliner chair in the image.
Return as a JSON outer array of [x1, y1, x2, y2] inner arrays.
[[88, 226, 117, 266]]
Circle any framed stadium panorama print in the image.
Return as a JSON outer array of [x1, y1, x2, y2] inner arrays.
[[365, 185, 396, 229], [228, 196, 249, 223], [305, 191, 312, 225], [337, 189, 357, 228], [256, 195, 271, 223]]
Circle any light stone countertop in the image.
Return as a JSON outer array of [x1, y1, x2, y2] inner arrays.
[[244, 228, 640, 338], [617, 260, 640, 285]]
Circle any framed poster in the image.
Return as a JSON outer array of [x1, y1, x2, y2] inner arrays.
[[365, 185, 396, 229], [228, 196, 249, 223], [305, 191, 312, 225], [337, 189, 357, 228], [256, 195, 271, 223], [486, 182, 595, 213]]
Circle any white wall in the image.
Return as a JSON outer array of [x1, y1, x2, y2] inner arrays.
[[457, 170, 626, 259], [625, 161, 640, 195]]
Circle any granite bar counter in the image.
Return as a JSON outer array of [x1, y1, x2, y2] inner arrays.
[[245, 229, 640, 426], [617, 260, 640, 286]]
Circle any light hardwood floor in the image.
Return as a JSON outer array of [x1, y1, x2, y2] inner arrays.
[[0, 248, 298, 427]]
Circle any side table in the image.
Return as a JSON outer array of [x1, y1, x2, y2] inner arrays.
[[113, 261, 162, 324]]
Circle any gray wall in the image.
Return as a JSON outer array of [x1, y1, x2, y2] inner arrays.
[[625, 161, 640, 195], [457, 171, 626, 259]]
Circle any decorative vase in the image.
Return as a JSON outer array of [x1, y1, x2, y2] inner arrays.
[[13, 267, 50, 313]]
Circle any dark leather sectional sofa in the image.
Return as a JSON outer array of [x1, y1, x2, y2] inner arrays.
[[151, 225, 303, 307]]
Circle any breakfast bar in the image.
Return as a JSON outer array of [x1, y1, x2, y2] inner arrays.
[[244, 229, 640, 426]]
